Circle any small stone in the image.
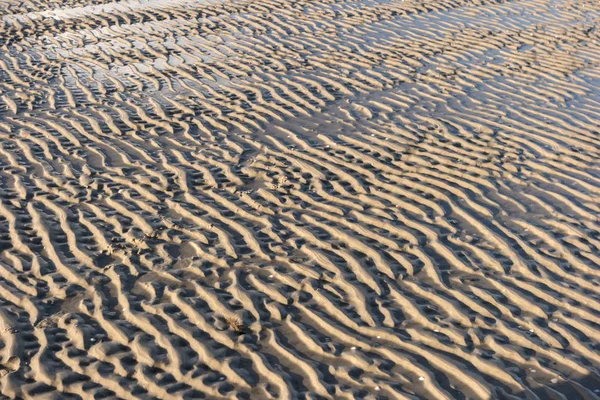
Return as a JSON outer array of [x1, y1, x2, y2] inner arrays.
[[374, 386, 381, 391], [418, 377, 425, 381]]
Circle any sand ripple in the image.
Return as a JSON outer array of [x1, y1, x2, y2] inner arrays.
[[0, 0, 600, 398]]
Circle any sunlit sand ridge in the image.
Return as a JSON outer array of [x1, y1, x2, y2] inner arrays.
[[0, 0, 599, 398]]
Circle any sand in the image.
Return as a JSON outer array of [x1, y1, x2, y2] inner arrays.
[[0, 0, 599, 398]]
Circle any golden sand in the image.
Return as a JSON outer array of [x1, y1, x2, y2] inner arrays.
[[0, 0, 599, 398]]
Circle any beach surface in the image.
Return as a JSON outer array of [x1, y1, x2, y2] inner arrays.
[[0, 0, 600, 398]]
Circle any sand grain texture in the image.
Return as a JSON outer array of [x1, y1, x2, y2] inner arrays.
[[0, 0, 600, 398]]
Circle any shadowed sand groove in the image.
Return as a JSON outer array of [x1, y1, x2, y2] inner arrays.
[[0, 0, 600, 398]]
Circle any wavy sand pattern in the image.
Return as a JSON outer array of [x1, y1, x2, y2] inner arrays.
[[0, 0, 600, 398]]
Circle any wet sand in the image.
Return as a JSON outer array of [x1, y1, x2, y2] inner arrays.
[[0, 0, 600, 398]]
